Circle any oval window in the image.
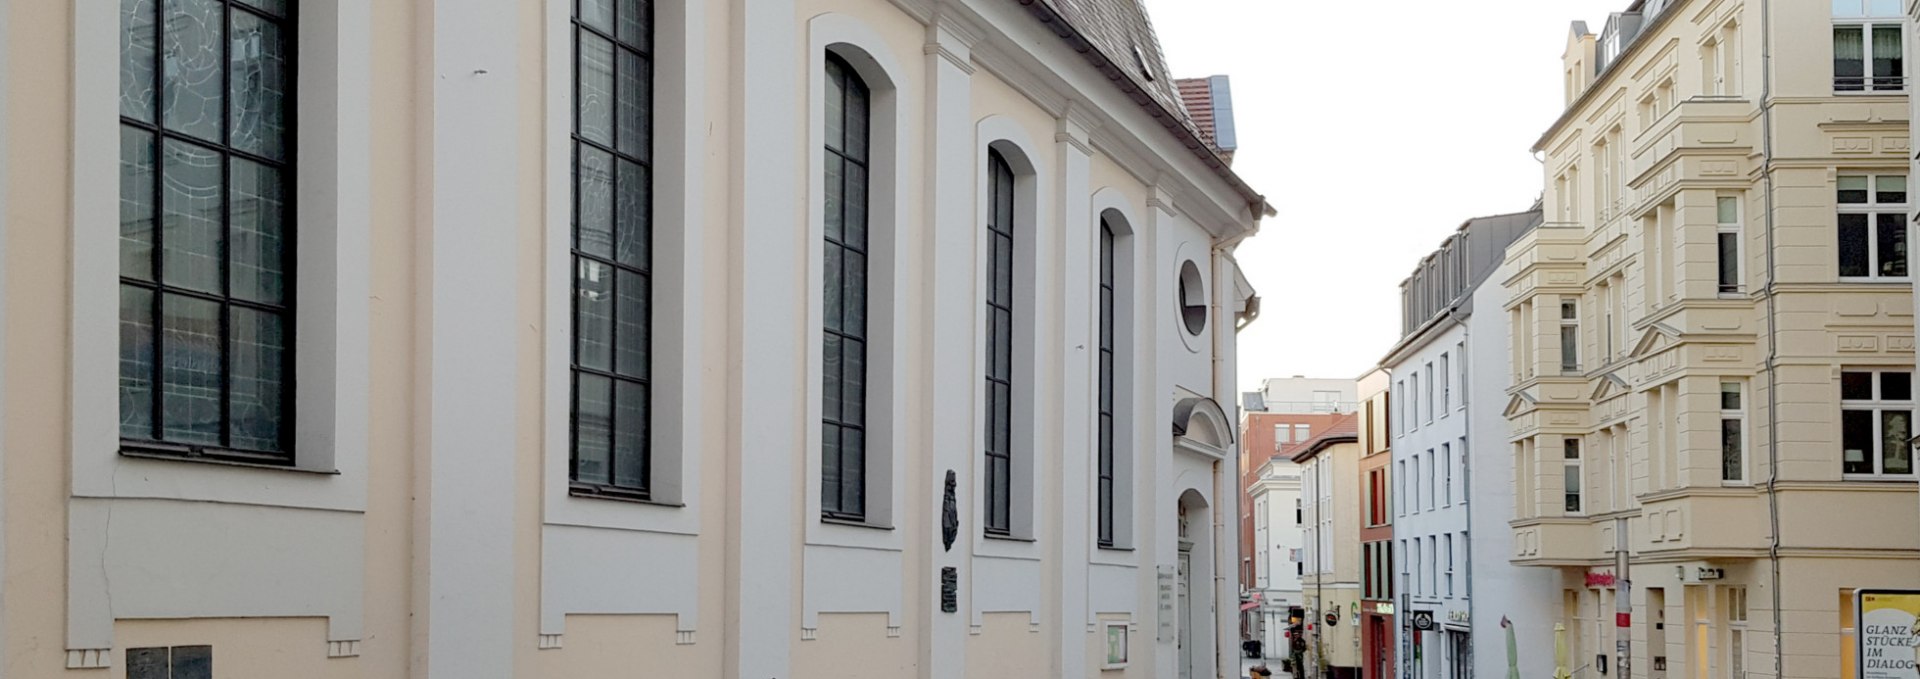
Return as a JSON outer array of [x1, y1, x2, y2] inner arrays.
[[1178, 259, 1207, 335]]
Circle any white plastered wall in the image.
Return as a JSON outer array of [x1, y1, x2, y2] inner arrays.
[[535, 0, 707, 643], [969, 113, 1049, 629]]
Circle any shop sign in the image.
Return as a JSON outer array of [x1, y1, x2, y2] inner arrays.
[[1856, 589, 1920, 679], [1584, 571, 1617, 588], [1372, 602, 1395, 615], [1410, 610, 1435, 631], [1447, 610, 1470, 624]]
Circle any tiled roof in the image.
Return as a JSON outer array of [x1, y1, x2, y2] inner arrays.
[[1015, 0, 1270, 215], [1039, 0, 1191, 131]]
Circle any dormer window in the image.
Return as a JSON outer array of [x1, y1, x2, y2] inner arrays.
[[1131, 45, 1155, 82]]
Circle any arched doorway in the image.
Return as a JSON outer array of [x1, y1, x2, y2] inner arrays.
[[1177, 488, 1213, 679]]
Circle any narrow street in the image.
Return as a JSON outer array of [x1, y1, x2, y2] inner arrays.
[[1240, 655, 1291, 679]]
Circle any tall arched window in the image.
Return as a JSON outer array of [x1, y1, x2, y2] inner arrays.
[[119, 0, 295, 463], [570, 0, 654, 498], [1097, 219, 1117, 546], [984, 150, 1016, 536], [821, 53, 871, 520]]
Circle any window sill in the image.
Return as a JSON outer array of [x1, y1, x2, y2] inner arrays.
[[568, 484, 685, 508], [821, 516, 893, 531], [120, 445, 334, 475], [983, 532, 1037, 544], [1096, 544, 1136, 553], [1836, 278, 1912, 285], [1840, 474, 1918, 483]]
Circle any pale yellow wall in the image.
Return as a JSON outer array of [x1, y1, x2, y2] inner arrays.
[[112, 619, 353, 679], [533, 615, 721, 679], [790, 613, 916, 679], [1510, 2, 1919, 678], [965, 613, 1048, 679], [4, 0, 81, 675]]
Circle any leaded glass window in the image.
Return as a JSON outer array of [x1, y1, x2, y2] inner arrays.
[[1097, 220, 1117, 547], [984, 151, 1015, 536], [821, 54, 870, 521], [571, 0, 654, 498], [120, 0, 293, 463]]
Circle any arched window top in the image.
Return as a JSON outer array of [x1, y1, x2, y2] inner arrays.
[[824, 53, 871, 166]]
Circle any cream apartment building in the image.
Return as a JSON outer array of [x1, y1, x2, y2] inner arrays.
[[1506, 0, 1919, 677], [0, 1, 1270, 678], [1296, 418, 1361, 679]]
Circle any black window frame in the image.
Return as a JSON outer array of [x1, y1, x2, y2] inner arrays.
[[984, 150, 1016, 537], [569, 0, 656, 501], [1097, 218, 1117, 547], [821, 53, 871, 522], [128, 645, 212, 679], [119, 0, 298, 466]]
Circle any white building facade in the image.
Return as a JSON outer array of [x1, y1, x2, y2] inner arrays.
[[1385, 210, 1556, 679], [1245, 376, 1358, 414], [1387, 321, 1474, 679], [0, 1, 1267, 678], [1249, 456, 1304, 654]]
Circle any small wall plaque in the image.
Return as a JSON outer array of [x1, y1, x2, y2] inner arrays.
[[941, 567, 958, 613]]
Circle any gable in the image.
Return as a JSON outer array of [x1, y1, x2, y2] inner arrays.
[[1630, 322, 1682, 359], [1589, 372, 1631, 401], [1504, 390, 1539, 418]]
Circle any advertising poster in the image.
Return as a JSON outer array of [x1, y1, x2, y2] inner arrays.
[[1859, 590, 1920, 679]]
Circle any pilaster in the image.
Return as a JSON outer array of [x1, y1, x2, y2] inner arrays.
[[1053, 110, 1094, 679], [727, 1, 801, 677], [418, 0, 521, 675], [922, 13, 976, 679]]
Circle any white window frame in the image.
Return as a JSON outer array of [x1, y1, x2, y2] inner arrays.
[[1426, 448, 1437, 512], [1424, 363, 1435, 424], [1727, 586, 1748, 678], [1560, 299, 1580, 373], [1836, 174, 1910, 282], [1410, 455, 1421, 513], [1717, 195, 1743, 294], [1721, 381, 1748, 484], [1442, 442, 1453, 507], [1832, 1, 1906, 94], [1444, 534, 1455, 598], [1440, 353, 1451, 414], [1840, 368, 1915, 478], [1564, 437, 1583, 515], [1410, 373, 1421, 431], [1396, 460, 1407, 518]]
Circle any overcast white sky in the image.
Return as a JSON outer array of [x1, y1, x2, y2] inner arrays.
[[1142, 0, 1627, 387]]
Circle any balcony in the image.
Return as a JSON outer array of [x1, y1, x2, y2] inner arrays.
[[1510, 517, 1599, 566]]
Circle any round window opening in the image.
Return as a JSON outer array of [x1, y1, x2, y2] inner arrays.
[[1178, 259, 1207, 336]]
